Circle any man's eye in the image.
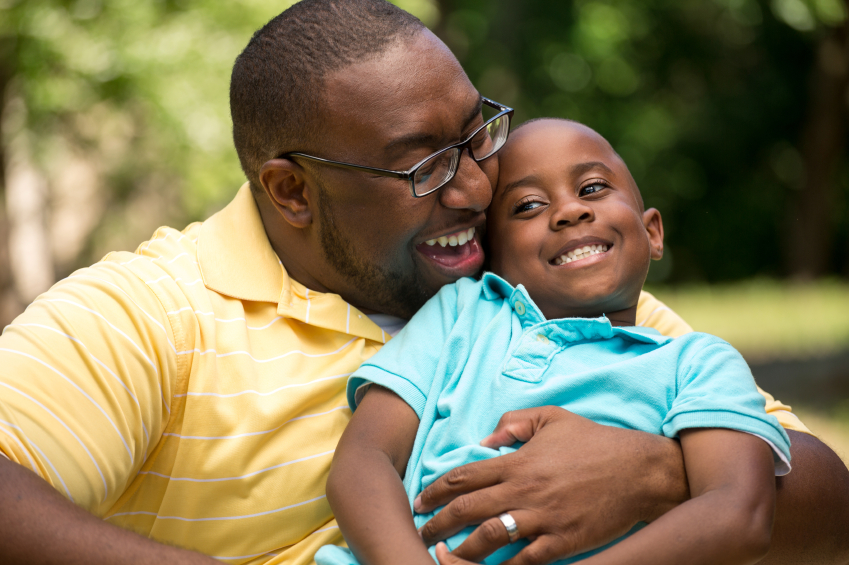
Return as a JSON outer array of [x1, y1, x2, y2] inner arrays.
[[580, 183, 607, 196]]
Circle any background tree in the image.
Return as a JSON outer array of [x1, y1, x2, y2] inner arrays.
[[0, 0, 847, 328]]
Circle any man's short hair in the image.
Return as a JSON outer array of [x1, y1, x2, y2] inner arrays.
[[230, 0, 425, 193]]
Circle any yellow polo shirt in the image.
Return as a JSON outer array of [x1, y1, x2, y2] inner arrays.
[[0, 184, 808, 565]]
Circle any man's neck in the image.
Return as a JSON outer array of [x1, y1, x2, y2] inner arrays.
[[256, 194, 384, 314]]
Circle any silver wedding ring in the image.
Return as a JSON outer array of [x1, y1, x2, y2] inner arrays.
[[498, 512, 520, 544]]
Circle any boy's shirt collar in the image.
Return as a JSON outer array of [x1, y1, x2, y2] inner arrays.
[[479, 271, 672, 346]]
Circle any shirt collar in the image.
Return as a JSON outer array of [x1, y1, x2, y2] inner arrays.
[[198, 183, 388, 343], [480, 272, 670, 345]]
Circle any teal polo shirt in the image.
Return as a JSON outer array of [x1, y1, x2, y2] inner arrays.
[[318, 273, 791, 565]]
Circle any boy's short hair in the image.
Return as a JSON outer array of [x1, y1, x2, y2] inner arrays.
[[510, 117, 645, 211]]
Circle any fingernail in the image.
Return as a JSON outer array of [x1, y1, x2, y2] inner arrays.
[[414, 495, 422, 511]]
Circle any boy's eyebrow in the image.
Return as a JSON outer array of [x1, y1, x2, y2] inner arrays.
[[499, 161, 616, 198], [571, 161, 615, 177], [499, 174, 544, 198]]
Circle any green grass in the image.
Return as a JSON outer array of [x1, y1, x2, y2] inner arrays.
[[646, 279, 849, 362]]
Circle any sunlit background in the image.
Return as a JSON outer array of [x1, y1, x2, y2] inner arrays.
[[1, 0, 847, 458]]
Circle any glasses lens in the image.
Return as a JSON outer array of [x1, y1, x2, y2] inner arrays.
[[413, 148, 459, 196], [471, 114, 510, 161]]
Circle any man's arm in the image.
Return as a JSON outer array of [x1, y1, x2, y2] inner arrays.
[[0, 456, 218, 565], [581, 428, 776, 565], [324, 385, 432, 565], [0, 263, 192, 562], [760, 430, 849, 565], [419, 408, 849, 565]]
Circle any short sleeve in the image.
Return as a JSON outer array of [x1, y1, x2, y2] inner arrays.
[[661, 334, 792, 475], [639, 291, 814, 437], [347, 281, 463, 419], [0, 262, 179, 514]]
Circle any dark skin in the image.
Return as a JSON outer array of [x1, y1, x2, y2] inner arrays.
[[327, 119, 777, 565], [417, 121, 849, 564], [2, 29, 849, 565], [256, 30, 493, 320]]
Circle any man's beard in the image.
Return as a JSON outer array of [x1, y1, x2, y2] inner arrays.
[[316, 189, 433, 319]]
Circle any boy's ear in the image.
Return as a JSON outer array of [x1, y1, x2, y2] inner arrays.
[[643, 207, 664, 260], [259, 159, 314, 229]]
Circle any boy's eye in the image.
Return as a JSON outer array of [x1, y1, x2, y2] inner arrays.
[[512, 198, 546, 215], [580, 182, 607, 196]]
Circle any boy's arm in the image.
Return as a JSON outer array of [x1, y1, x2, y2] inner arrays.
[[326, 385, 434, 565], [580, 428, 775, 565]]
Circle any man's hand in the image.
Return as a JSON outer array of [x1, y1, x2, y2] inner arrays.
[[415, 406, 689, 564]]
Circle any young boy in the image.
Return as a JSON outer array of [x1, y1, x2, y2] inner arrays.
[[314, 118, 791, 565]]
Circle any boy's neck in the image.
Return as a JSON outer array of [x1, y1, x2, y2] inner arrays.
[[540, 303, 638, 327], [604, 305, 637, 327]]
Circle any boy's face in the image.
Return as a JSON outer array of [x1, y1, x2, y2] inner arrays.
[[488, 119, 663, 322]]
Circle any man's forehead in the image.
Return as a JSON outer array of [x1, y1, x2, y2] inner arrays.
[[319, 31, 480, 160]]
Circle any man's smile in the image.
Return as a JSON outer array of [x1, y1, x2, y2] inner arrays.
[[416, 225, 485, 277]]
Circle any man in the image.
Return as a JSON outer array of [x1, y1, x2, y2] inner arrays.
[[0, 1, 847, 564]]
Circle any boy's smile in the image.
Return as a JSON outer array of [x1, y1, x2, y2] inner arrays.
[[488, 118, 664, 324]]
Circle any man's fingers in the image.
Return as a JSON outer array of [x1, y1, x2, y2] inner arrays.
[[419, 484, 512, 545], [479, 407, 556, 449], [501, 536, 564, 565], [450, 511, 531, 562], [435, 542, 479, 565], [416, 457, 506, 513]]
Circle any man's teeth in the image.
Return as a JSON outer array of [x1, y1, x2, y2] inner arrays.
[[553, 244, 609, 265], [425, 227, 475, 248]]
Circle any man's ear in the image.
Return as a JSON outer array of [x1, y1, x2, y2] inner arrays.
[[259, 159, 314, 229], [643, 207, 664, 260]]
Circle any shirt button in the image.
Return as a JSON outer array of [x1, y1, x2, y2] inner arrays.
[[514, 301, 526, 315], [536, 334, 549, 344]]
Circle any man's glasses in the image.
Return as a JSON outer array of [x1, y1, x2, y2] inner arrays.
[[283, 97, 514, 198]]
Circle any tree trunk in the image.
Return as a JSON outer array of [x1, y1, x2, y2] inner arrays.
[[2, 93, 54, 308], [786, 15, 849, 279]]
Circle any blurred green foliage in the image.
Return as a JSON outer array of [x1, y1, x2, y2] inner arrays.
[[436, 0, 849, 282], [0, 0, 847, 283], [0, 0, 295, 261]]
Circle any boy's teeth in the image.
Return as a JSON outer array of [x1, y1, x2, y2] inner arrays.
[[424, 227, 476, 247], [556, 244, 609, 265]]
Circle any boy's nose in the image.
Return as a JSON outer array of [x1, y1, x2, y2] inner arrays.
[[551, 198, 595, 229]]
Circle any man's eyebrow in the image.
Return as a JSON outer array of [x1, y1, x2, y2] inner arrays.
[[382, 96, 484, 160]]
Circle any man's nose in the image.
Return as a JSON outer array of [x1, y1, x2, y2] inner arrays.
[[437, 149, 492, 213], [551, 197, 595, 229]]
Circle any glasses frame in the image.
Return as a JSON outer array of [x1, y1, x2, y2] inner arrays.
[[282, 97, 514, 198]]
